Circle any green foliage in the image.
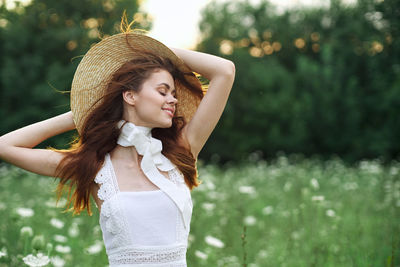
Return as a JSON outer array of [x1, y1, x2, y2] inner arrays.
[[0, 158, 399, 266], [0, 0, 151, 149], [197, 0, 400, 163]]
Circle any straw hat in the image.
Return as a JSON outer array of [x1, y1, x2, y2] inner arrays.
[[71, 32, 203, 134]]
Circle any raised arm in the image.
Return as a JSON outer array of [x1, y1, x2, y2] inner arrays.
[[171, 48, 235, 158], [0, 112, 75, 177]]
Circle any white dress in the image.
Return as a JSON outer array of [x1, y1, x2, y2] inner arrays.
[[94, 153, 193, 266]]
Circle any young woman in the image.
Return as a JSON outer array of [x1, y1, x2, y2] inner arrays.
[[0, 28, 235, 266]]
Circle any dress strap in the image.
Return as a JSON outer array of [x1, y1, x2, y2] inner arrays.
[[95, 154, 132, 250], [94, 153, 119, 201]]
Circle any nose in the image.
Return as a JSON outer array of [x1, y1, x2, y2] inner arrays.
[[168, 94, 178, 105]]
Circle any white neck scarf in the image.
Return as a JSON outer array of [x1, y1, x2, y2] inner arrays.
[[116, 120, 191, 229], [117, 120, 175, 172]]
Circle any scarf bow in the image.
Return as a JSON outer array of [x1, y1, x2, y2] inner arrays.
[[117, 120, 174, 172]]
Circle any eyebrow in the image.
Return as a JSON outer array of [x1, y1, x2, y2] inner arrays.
[[157, 83, 176, 94]]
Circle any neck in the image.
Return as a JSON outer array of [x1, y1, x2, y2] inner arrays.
[[111, 145, 141, 166], [122, 110, 154, 130], [118, 120, 152, 135]]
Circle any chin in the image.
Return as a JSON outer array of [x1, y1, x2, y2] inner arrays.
[[164, 121, 173, 128], [156, 120, 173, 129]]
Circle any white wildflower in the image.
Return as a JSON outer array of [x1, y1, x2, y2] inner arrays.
[[16, 207, 34, 217], [239, 186, 255, 194], [244, 216, 257, 226], [311, 195, 325, 202], [205, 235, 225, 248], [217, 255, 240, 265], [50, 256, 65, 267], [92, 225, 101, 235], [326, 209, 336, 217], [281, 210, 290, 217], [55, 245, 71, 254], [194, 250, 208, 260], [301, 187, 310, 196], [50, 218, 64, 229], [53, 235, 68, 243], [44, 200, 57, 208], [219, 217, 228, 226], [188, 234, 195, 248], [0, 247, 7, 258], [20, 226, 34, 237], [359, 160, 381, 174], [22, 252, 50, 267], [201, 202, 216, 212], [45, 198, 67, 208], [291, 231, 300, 240], [331, 244, 340, 253], [390, 167, 399, 175], [262, 206, 274, 215], [72, 217, 83, 224], [283, 182, 292, 192], [258, 249, 268, 258], [310, 178, 320, 189], [343, 182, 358, 191], [205, 180, 216, 190], [68, 223, 79, 238], [85, 240, 103, 255]]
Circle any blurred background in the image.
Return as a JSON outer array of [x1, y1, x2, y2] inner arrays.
[[0, 1, 399, 266], [1, 0, 399, 164]]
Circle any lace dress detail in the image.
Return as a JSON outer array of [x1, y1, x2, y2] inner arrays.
[[168, 169, 192, 243], [108, 245, 187, 266], [168, 168, 185, 185], [94, 154, 192, 266], [94, 157, 132, 250]]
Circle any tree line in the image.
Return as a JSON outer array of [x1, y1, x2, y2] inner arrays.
[[0, 0, 399, 164], [196, 0, 400, 163]]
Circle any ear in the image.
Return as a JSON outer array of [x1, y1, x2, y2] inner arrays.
[[122, 90, 136, 105]]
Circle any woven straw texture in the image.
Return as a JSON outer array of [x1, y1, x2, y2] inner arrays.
[[71, 32, 202, 134]]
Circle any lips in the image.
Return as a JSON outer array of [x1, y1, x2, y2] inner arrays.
[[162, 108, 175, 117]]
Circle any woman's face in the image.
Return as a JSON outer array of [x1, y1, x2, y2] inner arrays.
[[125, 68, 178, 128]]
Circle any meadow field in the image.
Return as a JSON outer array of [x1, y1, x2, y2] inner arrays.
[[0, 155, 398, 267]]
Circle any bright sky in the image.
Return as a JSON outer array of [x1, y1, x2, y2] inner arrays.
[[5, 0, 356, 49], [140, 0, 356, 49]]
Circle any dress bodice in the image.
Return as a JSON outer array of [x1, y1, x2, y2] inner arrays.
[[94, 153, 192, 266]]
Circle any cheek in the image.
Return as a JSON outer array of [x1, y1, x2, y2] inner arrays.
[[137, 93, 163, 113], [143, 93, 163, 107]]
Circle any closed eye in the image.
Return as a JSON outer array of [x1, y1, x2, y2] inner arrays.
[[157, 83, 176, 97]]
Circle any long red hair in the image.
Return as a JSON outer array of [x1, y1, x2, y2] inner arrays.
[[54, 46, 203, 215]]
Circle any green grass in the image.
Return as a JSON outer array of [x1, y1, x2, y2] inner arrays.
[[0, 155, 399, 266]]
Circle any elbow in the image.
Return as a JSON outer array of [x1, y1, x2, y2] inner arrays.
[[0, 139, 8, 160], [223, 60, 235, 78], [0, 135, 6, 148], [0, 135, 15, 160], [207, 59, 236, 82], [223, 60, 235, 87]]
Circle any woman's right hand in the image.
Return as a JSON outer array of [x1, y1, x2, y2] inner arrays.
[[0, 112, 76, 177]]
